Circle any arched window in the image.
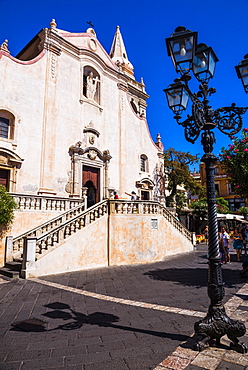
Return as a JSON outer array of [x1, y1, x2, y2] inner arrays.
[[140, 154, 148, 172], [83, 66, 100, 104], [0, 111, 15, 140]]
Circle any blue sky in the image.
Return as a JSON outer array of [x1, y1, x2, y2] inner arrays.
[[1, 0, 248, 170]]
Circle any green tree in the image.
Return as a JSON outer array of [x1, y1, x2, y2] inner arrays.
[[219, 127, 248, 205], [216, 197, 229, 214], [190, 199, 208, 221], [190, 197, 229, 219], [175, 191, 187, 215], [0, 185, 17, 228], [239, 207, 248, 218], [164, 148, 205, 208]]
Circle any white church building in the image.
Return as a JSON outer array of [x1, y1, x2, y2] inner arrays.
[[0, 21, 193, 278]]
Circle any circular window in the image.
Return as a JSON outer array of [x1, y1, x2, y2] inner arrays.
[[88, 39, 97, 51]]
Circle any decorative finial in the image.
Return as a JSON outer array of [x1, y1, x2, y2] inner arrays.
[[156, 133, 161, 143], [50, 19, 57, 29], [0, 39, 10, 53], [155, 133, 163, 150]]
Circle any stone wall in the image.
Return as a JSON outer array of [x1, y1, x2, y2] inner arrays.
[[32, 209, 193, 277]]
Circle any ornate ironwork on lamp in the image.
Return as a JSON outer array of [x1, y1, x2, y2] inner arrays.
[[165, 26, 248, 353]]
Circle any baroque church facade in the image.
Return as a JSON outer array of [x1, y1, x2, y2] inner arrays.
[[0, 20, 164, 203], [0, 21, 193, 277]]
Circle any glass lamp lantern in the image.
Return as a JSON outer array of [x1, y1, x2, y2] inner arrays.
[[235, 54, 248, 93], [166, 26, 198, 74], [164, 79, 189, 115], [193, 43, 218, 82]]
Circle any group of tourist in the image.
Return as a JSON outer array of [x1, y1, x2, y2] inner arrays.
[[218, 226, 248, 264], [204, 225, 248, 263]]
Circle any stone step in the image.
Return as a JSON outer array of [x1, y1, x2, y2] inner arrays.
[[0, 267, 20, 278], [5, 261, 22, 271]]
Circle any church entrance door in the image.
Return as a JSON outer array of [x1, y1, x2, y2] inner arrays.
[[82, 166, 100, 207]]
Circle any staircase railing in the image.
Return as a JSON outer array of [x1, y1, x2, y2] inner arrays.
[[110, 200, 192, 242], [34, 200, 108, 258], [12, 201, 85, 258], [11, 199, 192, 263]]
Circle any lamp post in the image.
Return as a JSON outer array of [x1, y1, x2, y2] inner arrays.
[[164, 26, 248, 353]]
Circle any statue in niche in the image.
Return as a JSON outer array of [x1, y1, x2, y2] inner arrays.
[[89, 135, 95, 145], [86, 72, 99, 100]]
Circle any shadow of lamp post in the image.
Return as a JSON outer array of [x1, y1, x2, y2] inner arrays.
[[164, 26, 248, 353]]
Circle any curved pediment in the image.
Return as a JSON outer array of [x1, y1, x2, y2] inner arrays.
[[0, 147, 23, 164], [136, 177, 155, 190]]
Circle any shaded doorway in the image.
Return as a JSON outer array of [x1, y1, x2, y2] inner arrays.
[[0, 169, 9, 190], [82, 166, 100, 207], [141, 190, 149, 200]]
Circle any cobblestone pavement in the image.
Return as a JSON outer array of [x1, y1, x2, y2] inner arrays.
[[0, 244, 248, 369]]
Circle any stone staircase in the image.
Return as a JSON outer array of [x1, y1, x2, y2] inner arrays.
[[0, 261, 22, 278], [0, 199, 193, 278]]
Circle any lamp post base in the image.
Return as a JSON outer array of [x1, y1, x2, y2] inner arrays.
[[194, 304, 247, 353]]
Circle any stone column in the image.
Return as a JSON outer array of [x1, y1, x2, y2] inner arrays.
[[21, 237, 37, 279], [5, 236, 13, 263], [82, 187, 88, 210], [108, 188, 115, 199]]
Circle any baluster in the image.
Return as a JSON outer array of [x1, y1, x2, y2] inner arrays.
[[144, 204, 148, 214], [121, 203, 127, 214], [46, 236, 52, 250], [41, 239, 46, 253], [116, 202, 122, 214], [75, 220, 80, 231], [35, 198, 41, 210], [47, 199, 51, 210], [53, 232, 58, 246], [70, 222, 75, 235], [127, 203, 132, 214], [25, 197, 31, 210], [18, 197, 24, 211], [132, 203, 138, 214], [64, 226, 70, 239], [61, 201, 65, 211], [30, 198, 35, 210], [51, 200, 56, 211], [79, 216, 85, 228]]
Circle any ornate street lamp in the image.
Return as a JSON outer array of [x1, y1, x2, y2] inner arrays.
[[235, 54, 248, 93], [165, 26, 248, 353]]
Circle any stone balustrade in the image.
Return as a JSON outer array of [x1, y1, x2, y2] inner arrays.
[[12, 202, 86, 258], [34, 200, 108, 257], [8, 199, 193, 278], [110, 200, 192, 242], [10, 193, 83, 212]]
